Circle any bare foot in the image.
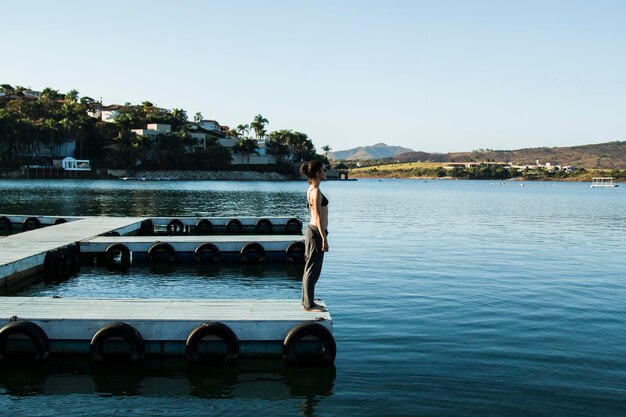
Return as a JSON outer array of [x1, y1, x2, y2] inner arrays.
[[303, 305, 327, 312]]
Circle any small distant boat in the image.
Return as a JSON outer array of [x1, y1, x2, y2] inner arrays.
[[590, 177, 618, 188], [119, 176, 147, 181]]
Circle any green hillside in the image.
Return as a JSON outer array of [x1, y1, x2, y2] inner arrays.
[[394, 141, 626, 169]]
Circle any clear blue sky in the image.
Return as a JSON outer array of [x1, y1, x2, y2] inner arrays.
[[3, 0, 625, 153]]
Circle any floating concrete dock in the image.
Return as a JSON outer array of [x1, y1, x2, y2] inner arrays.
[[1, 214, 305, 286], [0, 215, 84, 233], [0, 297, 335, 364], [82, 235, 305, 263], [144, 216, 303, 235], [1, 214, 302, 235], [0, 215, 333, 366], [0, 217, 143, 286]]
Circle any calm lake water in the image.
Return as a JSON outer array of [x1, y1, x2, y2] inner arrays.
[[1, 178, 626, 416]]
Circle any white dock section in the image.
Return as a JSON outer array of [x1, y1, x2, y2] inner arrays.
[[148, 216, 297, 227], [0, 297, 331, 341], [0, 214, 85, 226], [81, 234, 304, 253], [0, 217, 143, 284]]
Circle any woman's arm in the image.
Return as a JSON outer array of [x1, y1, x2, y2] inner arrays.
[[310, 188, 328, 252]]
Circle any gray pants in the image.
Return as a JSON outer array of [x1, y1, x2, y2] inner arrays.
[[302, 225, 325, 309]]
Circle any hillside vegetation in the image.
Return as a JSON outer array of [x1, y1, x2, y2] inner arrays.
[[0, 83, 324, 173], [350, 161, 626, 181], [350, 162, 442, 176], [392, 141, 626, 169]]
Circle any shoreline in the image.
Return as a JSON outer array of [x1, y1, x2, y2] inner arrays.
[[1, 169, 621, 183], [349, 173, 622, 182]]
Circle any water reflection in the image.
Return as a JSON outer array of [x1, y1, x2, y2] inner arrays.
[[0, 180, 307, 218], [0, 359, 335, 415], [2, 263, 305, 298]]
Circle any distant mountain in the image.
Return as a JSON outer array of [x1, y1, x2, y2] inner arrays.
[[392, 141, 626, 169], [328, 143, 415, 160]]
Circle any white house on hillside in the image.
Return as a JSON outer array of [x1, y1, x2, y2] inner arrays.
[[23, 90, 40, 98], [219, 137, 235, 147], [229, 140, 277, 165], [131, 123, 212, 154], [188, 131, 208, 152], [198, 120, 221, 132], [87, 104, 123, 123], [131, 123, 172, 138], [102, 107, 120, 122]]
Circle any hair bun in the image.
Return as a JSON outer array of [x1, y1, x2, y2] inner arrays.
[[299, 163, 309, 176], [300, 159, 324, 180]]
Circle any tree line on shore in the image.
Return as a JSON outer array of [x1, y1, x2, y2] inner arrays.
[[354, 163, 626, 181], [0, 84, 327, 172]]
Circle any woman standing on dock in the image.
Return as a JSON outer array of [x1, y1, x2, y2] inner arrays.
[[300, 159, 329, 312]]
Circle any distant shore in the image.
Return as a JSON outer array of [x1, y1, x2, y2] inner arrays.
[[1, 167, 621, 182], [349, 172, 621, 182]]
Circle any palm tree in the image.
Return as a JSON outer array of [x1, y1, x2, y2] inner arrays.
[[236, 124, 250, 137], [41, 118, 61, 147], [266, 135, 290, 162], [226, 128, 240, 138], [290, 131, 316, 161], [64, 89, 79, 103], [13, 86, 27, 96], [267, 129, 296, 161], [114, 111, 134, 131], [111, 130, 150, 170], [194, 112, 203, 123], [170, 108, 188, 132], [250, 114, 268, 139], [0, 84, 15, 95], [80, 96, 96, 109], [233, 137, 259, 165], [39, 88, 62, 110], [322, 145, 332, 159]]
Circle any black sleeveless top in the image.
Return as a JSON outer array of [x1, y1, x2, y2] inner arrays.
[[307, 189, 329, 207], [320, 192, 329, 206]]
